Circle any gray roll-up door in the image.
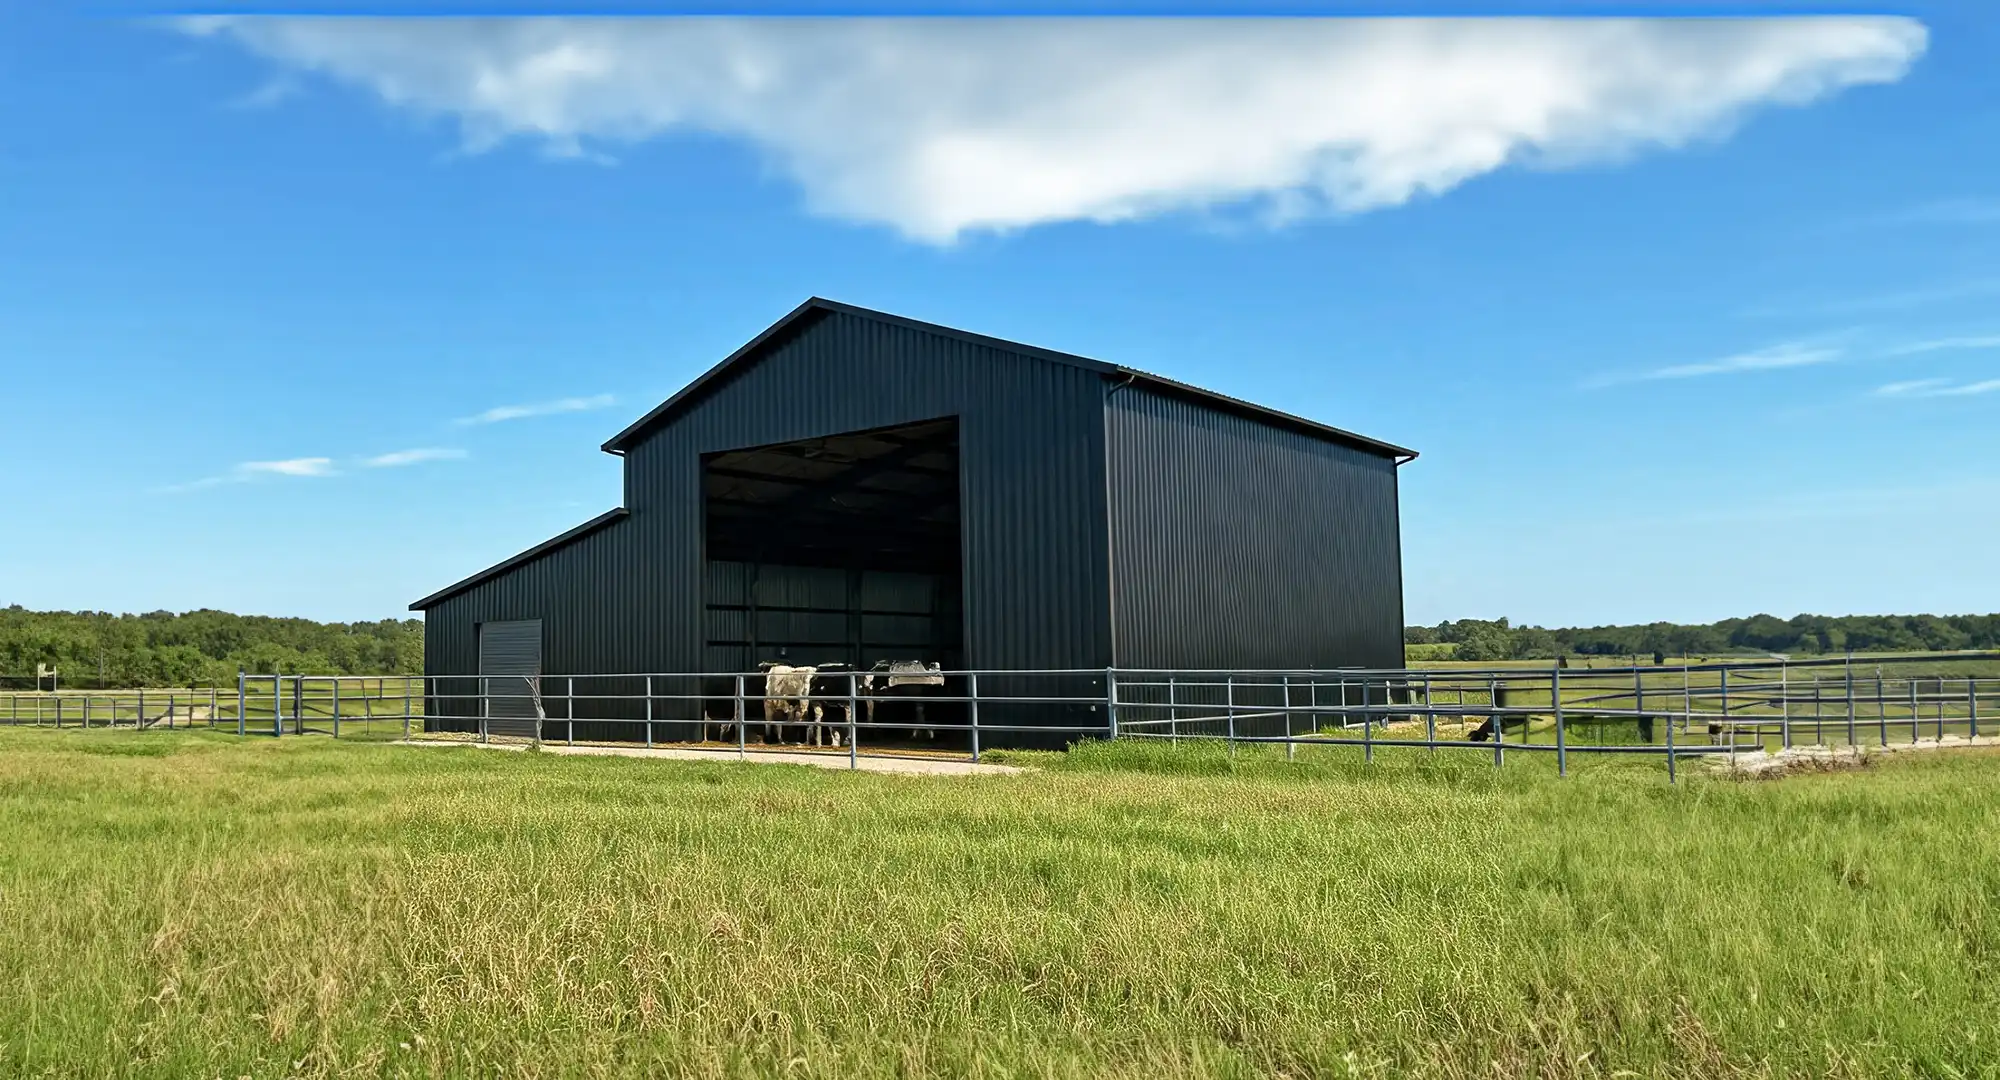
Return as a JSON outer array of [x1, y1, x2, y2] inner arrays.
[[477, 620, 542, 737]]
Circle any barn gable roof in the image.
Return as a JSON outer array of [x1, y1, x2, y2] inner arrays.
[[409, 508, 628, 611], [599, 297, 1418, 463]]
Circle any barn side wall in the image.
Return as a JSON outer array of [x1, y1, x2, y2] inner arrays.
[[420, 517, 662, 739], [622, 309, 1114, 679], [1104, 383, 1406, 672]]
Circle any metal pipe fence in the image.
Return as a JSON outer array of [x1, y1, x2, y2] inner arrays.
[[4, 654, 1996, 781]]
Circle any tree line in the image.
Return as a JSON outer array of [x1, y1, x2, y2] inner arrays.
[[1406, 612, 2000, 662], [0, 606, 423, 689]]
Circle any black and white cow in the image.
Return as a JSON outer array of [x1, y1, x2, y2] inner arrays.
[[862, 660, 945, 742]]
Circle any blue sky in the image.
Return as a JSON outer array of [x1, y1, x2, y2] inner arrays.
[[1, 4, 1995, 627]]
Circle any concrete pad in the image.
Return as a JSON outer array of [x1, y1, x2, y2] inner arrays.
[[395, 738, 1023, 776], [1708, 733, 2000, 777]]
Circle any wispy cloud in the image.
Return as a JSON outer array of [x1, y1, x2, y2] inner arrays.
[[455, 393, 615, 426], [1750, 278, 2000, 319], [159, 456, 338, 494], [239, 457, 336, 477], [177, 15, 1925, 243], [1594, 341, 1842, 387], [363, 447, 468, 467], [1875, 377, 2000, 398], [1878, 197, 2000, 227], [227, 75, 299, 110], [1881, 334, 2000, 357]]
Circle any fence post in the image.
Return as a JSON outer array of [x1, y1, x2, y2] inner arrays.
[[1283, 675, 1295, 761], [1553, 667, 1566, 778], [645, 675, 654, 749], [1167, 673, 1179, 741], [237, 671, 246, 736], [1225, 674, 1236, 757], [1491, 676, 1502, 770], [1970, 679, 1980, 740], [969, 672, 981, 763], [1876, 671, 1888, 747], [137, 688, 144, 730], [480, 676, 489, 744], [848, 671, 859, 770], [332, 678, 340, 739], [566, 677, 575, 746], [1909, 679, 1920, 744], [1780, 660, 1791, 750], [1423, 673, 1435, 751], [735, 674, 746, 761], [1845, 656, 1856, 748], [274, 676, 284, 738], [1360, 676, 1373, 764], [1105, 668, 1120, 739], [1665, 696, 1676, 784]]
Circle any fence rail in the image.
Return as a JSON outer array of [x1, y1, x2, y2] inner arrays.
[[4, 653, 1997, 781]]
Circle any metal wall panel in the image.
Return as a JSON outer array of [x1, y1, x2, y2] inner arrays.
[[1104, 383, 1406, 671], [423, 309, 1113, 736], [476, 619, 542, 734], [622, 309, 1113, 675]]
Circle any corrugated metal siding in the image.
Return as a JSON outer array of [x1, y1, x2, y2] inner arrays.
[[421, 515, 657, 737], [476, 619, 542, 734], [423, 309, 1112, 739], [623, 309, 1112, 675], [1105, 383, 1405, 671]]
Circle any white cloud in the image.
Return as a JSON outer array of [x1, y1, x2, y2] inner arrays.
[[176, 15, 1926, 242], [363, 447, 468, 467], [1882, 197, 2000, 226], [1618, 341, 1843, 384], [228, 75, 300, 110], [1882, 334, 2000, 357], [455, 393, 615, 425], [239, 457, 336, 477], [1876, 376, 2000, 398], [159, 456, 337, 494]]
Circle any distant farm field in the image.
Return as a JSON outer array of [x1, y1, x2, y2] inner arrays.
[[1, 730, 1997, 1078]]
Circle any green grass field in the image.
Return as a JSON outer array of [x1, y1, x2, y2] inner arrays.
[[2, 729, 1997, 1078]]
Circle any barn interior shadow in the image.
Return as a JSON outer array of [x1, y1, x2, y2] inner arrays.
[[699, 417, 968, 752]]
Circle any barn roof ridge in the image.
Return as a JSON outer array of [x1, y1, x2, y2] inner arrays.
[[598, 297, 1418, 462], [409, 507, 628, 611]]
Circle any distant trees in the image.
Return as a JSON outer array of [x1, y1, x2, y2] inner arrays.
[[0, 606, 422, 688], [1407, 612, 2000, 662]]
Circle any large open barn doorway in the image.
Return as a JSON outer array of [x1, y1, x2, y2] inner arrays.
[[701, 418, 964, 746]]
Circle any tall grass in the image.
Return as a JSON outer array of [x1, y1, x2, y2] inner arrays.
[[0, 729, 1995, 1078]]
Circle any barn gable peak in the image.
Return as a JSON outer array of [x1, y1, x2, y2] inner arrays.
[[598, 297, 1415, 463]]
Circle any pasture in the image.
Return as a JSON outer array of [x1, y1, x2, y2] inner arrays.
[[2, 729, 1997, 1077]]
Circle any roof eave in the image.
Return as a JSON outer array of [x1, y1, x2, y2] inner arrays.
[[409, 508, 630, 611], [1115, 367, 1419, 462]]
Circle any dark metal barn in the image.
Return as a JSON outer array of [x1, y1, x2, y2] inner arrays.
[[412, 298, 1416, 743]]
